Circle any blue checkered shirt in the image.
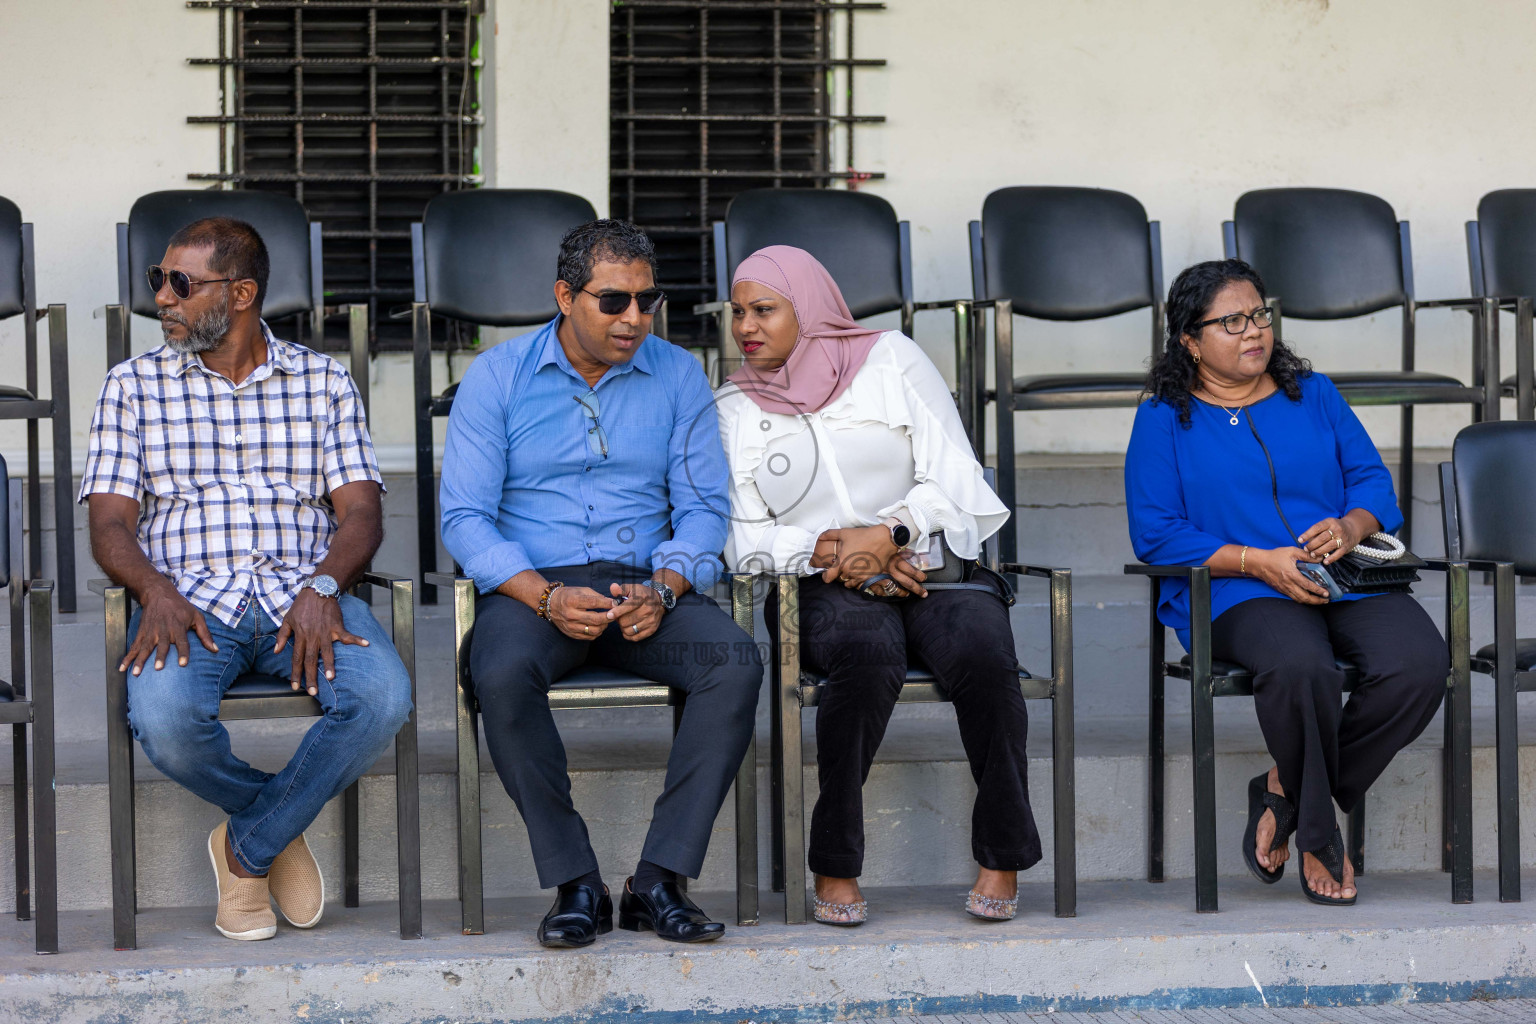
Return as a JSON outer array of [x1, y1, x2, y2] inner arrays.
[[78, 323, 383, 628]]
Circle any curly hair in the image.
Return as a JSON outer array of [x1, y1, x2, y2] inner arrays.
[[1144, 258, 1312, 427], [556, 219, 658, 295]]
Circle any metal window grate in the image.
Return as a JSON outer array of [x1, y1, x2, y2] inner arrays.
[[187, 0, 482, 352], [610, 0, 885, 350]]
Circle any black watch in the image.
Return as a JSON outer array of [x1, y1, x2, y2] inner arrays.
[[886, 521, 911, 548], [641, 578, 676, 611]]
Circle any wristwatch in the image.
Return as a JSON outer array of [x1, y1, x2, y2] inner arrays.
[[641, 578, 676, 611], [883, 517, 911, 548], [300, 574, 340, 599]]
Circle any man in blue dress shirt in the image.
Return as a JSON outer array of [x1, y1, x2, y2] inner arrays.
[[440, 220, 761, 947]]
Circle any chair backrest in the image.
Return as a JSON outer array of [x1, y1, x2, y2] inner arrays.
[[0, 197, 23, 321], [417, 189, 597, 327], [1449, 421, 1536, 574], [973, 186, 1158, 322], [717, 189, 908, 320], [124, 190, 317, 320], [1472, 190, 1536, 300], [1230, 188, 1408, 320]]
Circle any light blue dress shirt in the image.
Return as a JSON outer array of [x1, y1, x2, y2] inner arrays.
[[439, 316, 730, 594]]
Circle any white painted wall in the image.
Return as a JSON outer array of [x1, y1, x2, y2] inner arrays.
[[4, 0, 1536, 474]]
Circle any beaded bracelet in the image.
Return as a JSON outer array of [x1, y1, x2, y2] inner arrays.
[[537, 580, 566, 621]]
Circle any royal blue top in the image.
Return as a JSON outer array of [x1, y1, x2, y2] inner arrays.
[[439, 316, 730, 595], [1125, 372, 1403, 649]]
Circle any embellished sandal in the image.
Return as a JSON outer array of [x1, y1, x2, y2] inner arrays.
[[965, 889, 1018, 921], [812, 894, 868, 927], [1300, 825, 1357, 907], [1243, 771, 1296, 885]]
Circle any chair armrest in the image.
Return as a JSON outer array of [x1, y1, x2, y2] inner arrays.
[[692, 300, 728, 315], [424, 571, 470, 588], [911, 298, 973, 312], [1000, 562, 1067, 580], [1123, 563, 1202, 578], [358, 570, 410, 588], [88, 578, 121, 598], [1415, 297, 1487, 310], [1461, 559, 1514, 572], [1418, 558, 1469, 573]]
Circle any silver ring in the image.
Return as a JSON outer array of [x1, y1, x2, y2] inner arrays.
[[883, 581, 899, 595], [1334, 536, 1342, 548], [631, 624, 640, 634]]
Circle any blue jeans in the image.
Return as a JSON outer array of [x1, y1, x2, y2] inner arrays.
[[126, 594, 414, 874]]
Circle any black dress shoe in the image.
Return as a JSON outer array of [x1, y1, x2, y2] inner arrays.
[[618, 877, 725, 943], [538, 884, 613, 948]]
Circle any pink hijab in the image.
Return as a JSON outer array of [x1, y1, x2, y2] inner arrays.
[[725, 245, 882, 415]]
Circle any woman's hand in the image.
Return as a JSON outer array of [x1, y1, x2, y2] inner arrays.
[[1247, 546, 1332, 605], [884, 552, 928, 598], [810, 533, 840, 570], [1298, 514, 1369, 565], [820, 526, 898, 589]]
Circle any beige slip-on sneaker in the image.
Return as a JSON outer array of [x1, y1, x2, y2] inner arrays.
[[269, 832, 325, 929], [207, 821, 277, 941]]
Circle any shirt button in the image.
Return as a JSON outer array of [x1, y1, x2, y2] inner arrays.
[[584, 467, 591, 472], [588, 505, 594, 510], [586, 541, 593, 547], [234, 434, 242, 444]]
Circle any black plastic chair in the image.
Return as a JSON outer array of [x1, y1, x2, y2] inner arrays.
[[429, 571, 760, 934], [1, 458, 57, 953], [1466, 190, 1536, 420], [1224, 188, 1499, 549], [0, 197, 75, 613], [91, 574, 422, 948], [1440, 420, 1536, 902], [770, 469, 1076, 922], [698, 188, 977, 439], [1125, 561, 1474, 912], [409, 189, 599, 603], [969, 187, 1166, 561], [107, 190, 368, 406]]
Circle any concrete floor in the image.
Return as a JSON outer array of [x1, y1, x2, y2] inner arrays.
[[866, 1000, 1536, 1023], [2, 869, 1534, 1023]]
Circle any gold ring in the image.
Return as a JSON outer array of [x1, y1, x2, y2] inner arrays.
[[583, 625, 590, 634], [1335, 536, 1342, 548], [1327, 528, 1336, 540]]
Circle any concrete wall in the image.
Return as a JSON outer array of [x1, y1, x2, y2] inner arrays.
[[3, 0, 1535, 474]]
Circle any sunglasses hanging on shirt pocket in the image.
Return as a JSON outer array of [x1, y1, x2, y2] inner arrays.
[[1244, 411, 1424, 594]]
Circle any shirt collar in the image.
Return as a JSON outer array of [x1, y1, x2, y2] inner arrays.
[[173, 320, 296, 381], [534, 314, 656, 384]]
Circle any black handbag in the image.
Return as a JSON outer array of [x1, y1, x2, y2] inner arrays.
[[1245, 410, 1423, 594], [858, 531, 1016, 605]]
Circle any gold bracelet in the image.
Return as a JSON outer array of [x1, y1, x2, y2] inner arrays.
[[1240, 546, 1249, 576]]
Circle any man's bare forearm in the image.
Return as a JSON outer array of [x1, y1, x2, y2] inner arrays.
[[89, 507, 177, 601], [311, 502, 382, 590]]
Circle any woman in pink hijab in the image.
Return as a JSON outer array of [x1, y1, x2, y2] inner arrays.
[[716, 245, 1040, 925]]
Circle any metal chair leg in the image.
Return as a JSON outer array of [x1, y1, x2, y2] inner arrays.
[[1048, 568, 1076, 919], [1445, 562, 1474, 904], [386, 576, 421, 939], [1146, 581, 1165, 884], [30, 579, 57, 953], [46, 306, 75, 614], [102, 585, 137, 950], [412, 303, 438, 605], [1347, 796, 1365, 876], [343, 782, 360, 908], [992, 301, 1018, 563], [776, 575, 807, 924], [731, 574, 759, 926], [1493, 564, 1522, 902], [1188, 568, 1218, 914], [12, 723, 28, 924], [439, 576, 483, 935]]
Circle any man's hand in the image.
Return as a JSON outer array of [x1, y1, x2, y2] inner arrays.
[[1248, 546, 1332, 605], [606, 582, 665, 642], [274, 589, 369, 695], [546, 586, 616, 641], [121, 581, 220, 676]]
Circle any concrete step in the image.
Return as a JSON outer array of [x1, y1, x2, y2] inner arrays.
[[3, 872, 1534, 1022]]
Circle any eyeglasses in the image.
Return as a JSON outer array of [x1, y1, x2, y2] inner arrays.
[[579, 287, 665, 316], [1192, 306, 1275, 335], [573, 392, 609, 459], [147, 265, 237, 300]]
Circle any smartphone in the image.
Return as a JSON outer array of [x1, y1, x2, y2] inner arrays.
[[1296, 561, 1342, 601], [911, 540, 944, 571]]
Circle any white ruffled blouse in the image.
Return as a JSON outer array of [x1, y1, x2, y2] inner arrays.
[[716, 331, 1010, 575]]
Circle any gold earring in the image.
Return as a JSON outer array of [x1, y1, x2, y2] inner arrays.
[[1192, 351, 1201, 364]]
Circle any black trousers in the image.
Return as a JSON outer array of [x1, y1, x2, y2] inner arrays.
[[773, 577, 1042, 878], [1210, 592, 1448, 853], [467, 562, 762, 888]]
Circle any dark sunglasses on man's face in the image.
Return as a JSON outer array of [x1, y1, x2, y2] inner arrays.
[[579, 287, 665, 316], [147, 265, 238, 300]]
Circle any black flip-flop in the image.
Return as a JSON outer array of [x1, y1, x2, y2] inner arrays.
[[1242, 772, 1295, 884], [1300, 825, 1357, 906]]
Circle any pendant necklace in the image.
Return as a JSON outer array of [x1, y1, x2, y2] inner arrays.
[[1220, 403, 1241, 426]]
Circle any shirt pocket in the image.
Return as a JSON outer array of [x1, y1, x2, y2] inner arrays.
[[146, 418, 220, 496], [267, 422, 324, 494]]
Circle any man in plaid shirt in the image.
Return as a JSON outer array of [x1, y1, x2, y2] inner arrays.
[[80, 217, 413, 942]]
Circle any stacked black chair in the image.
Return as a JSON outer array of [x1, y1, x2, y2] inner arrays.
[[0, 197, 75, 612], [968, 187, 1166, 561], [1223, 188, 1498, 548], [770, 469, 1076, 922], [429, 571, 760, 934], [106, 190, 368, 405], [1, 457, 57, 953], [1440, 420, 1536, 902], [92, 574, 422, 948], [409, 189, 598, 602], [1466, 190, 1536, 420], [699, 188, 978, 443], [1124, 560, 1473, 912]]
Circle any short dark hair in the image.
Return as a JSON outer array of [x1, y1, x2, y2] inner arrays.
[[556, 219, 658, 294], [1144, 258, 1312, 427], [165, 217, 271, 310]]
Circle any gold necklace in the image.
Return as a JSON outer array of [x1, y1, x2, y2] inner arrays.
[[1219, 402, 1242, 426]]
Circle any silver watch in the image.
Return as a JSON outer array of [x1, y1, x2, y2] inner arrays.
[[641, 578, 676, 611], [300, 574, 340, 598]]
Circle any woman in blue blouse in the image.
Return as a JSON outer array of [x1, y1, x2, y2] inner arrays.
[[1125, 259, 1448, 907]]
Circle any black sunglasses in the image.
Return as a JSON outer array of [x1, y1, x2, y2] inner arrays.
[[579, 287, 665, 316], [147, 265, 238, 300]]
